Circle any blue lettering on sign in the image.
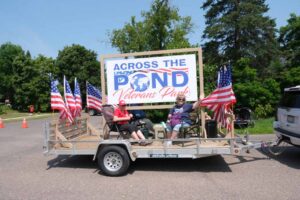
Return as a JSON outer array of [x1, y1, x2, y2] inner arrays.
[[114, 75, 128, 90], [152, 73, 168, 88], [128, 63, 135, 70], [120, 63, 127, 70], [113, 61, 160, 71], [152, 61, 158, 68], [114, 64, 120, 71], [114, 71, 188, 90], [172, 71, 188, 87]]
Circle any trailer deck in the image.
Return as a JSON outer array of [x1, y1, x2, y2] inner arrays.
[[44, 118, 260, 160]]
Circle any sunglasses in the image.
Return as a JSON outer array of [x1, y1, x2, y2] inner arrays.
[[177, 98, 185, 101]]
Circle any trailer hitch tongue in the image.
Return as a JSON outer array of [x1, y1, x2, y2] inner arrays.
[[263, 137, 287, 156]]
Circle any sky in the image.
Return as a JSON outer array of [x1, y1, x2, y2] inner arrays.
[[0, 0, 299, 59]]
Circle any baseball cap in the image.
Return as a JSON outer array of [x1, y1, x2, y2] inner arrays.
[[119, 100, 126, 106]]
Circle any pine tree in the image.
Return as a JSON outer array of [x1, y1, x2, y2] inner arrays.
[[201, 0, 279, 76]]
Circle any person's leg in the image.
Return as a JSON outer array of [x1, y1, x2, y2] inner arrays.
[[120, 124, 137, 139], [136, 130, 146, 140], [130, 123, 146, 140], [166, 123, 172, 139], [170, 130, 179, 139], [167, 132, 172, 139], [131, 132, 140, 140], [170, 123, 190, 139], [170, 124, 181, 139]]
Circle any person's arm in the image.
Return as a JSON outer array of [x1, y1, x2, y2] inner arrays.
[[113, 115, 131, 122], [168, 107, 174, 119], [192, 100, 200, 110], [113, 110, 131, 122]]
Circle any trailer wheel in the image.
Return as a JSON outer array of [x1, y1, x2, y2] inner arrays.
[[97, 146, 130, 176]]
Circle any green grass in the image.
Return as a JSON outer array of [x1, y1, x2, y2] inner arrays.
[[0, 106, 52, 121], [247, 117, 274, 134]]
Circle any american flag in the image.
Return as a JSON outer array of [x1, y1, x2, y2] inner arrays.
[[200, 65, 236, 130], [86, 82, 102, 111], [64, 76, 77, 117], [50, 80, 73, 123], [74, 78, 82, 117]]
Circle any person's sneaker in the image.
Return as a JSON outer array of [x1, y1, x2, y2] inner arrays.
[[139, 140, 152, 146]]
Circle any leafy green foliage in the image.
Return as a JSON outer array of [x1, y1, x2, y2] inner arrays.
[[279, 13, 300, 68], [0, 43, 24, 102], [110, 0, 193, 53], [277, 14, 300, 91], [32, 56, 56, 111], [0, 104, 11, 115], [280, 67, 300, 90], [201, 0, 279, 76], [254, 104, 274, 119], [56, 44, 100, 105], [232, 58, 280, 117]]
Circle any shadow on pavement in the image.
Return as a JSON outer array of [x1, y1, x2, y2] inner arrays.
[[259, 146, 300, 169], [226, 154, 269, 166], [47, 155, 233, 174], [47, 155, 97, 170], [128, 156, 232, 174]]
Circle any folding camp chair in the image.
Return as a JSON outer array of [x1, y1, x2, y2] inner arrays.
[[178, 109, 201, 138], [101, 105, 130, 139]]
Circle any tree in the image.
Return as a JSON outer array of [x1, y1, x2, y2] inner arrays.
[[201, 0, 279, 76], [10, 51, 36, 110], [56, 44, 99, 105], [278, 13, 300, 68], [0, 43, 24, 102], [110, 0, 193, 53], [233, 58, 280, 117], [31, 55, 56, 111]]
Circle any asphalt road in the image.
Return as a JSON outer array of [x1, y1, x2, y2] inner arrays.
[[0, 116, 299, 200]]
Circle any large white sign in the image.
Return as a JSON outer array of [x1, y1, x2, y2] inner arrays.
[[106, 54, 197, 104]]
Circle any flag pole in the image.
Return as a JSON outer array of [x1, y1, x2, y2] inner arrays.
[[86, 81, 90, 120], [50, 74, 55, 122], [86, 81, 88, 109], [63, 75, 69, 126], [63, 75, 66, 108], [74, 77, 77, 125]]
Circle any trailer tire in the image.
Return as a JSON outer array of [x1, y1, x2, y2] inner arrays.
[[97, 146, 130, 176]]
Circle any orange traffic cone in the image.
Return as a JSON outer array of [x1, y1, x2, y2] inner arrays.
[[0, 118, 4, 128], [22, 118, 28, 128]]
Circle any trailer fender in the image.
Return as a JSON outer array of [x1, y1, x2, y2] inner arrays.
[[93, 140, 136, 161]]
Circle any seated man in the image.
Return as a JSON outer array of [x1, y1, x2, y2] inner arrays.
[[113, 100, 148, 145]]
